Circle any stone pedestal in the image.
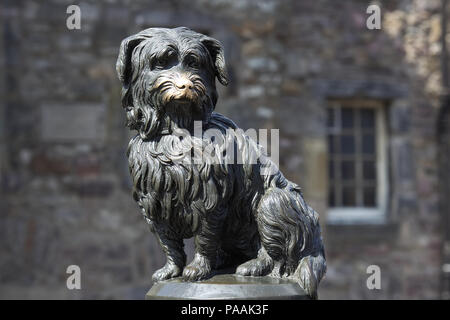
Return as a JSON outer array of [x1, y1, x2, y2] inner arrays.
[[146, 274, 311, 300]]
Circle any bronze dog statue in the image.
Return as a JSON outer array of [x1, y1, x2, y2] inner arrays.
[[116, 27, 326, 298]]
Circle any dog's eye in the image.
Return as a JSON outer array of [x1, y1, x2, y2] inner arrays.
[[153, 56, 168, 70], [185, 56, 200, 69]]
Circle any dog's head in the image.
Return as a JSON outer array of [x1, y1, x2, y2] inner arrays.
[[116, 27, 228, 139]]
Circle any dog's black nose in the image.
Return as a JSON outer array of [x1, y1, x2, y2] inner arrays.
[[174, 77, 194, 90]]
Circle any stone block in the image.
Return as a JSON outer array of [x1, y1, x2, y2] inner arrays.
[[40, 104, 106, 142], [391, 138, 415, 183], [390, 100, 411, 133]]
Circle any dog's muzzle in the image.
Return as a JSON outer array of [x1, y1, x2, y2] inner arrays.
[[156, 73, 202, 107], [173, 75, 194, 94]]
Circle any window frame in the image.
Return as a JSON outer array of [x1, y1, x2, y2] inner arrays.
[[326, 99, 389, 225]]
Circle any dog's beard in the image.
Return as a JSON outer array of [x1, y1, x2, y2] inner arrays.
[[163, 100, 202, 132], [144, 74, 213, 135]]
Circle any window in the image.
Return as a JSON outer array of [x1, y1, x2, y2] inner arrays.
[[326, 100, 388, 224]]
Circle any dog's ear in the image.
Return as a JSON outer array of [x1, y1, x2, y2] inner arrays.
[[116, 34, 147, 90], [201, 36, 229, 86]]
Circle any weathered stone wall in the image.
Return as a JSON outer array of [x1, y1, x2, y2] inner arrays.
[[0, 0, 446, 299], [439, 104, 450, 298]]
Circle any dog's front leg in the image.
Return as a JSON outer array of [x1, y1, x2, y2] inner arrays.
[[152, 225, 186, 282], [182, 215, 222, 281]]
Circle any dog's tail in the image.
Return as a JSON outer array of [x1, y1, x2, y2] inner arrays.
[[294, 249, 326, 299], [257, 184, 326, 299], [292, 193, 326, 299]]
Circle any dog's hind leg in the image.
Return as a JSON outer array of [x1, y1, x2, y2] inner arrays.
[[235, 246, 273, 276], [252, 187, 326, 298], [252, 188, 303, 276]]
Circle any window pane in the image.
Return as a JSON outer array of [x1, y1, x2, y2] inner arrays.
[[361, 109, 375, 128], [341, 160, 355, 180], [363, 160, 376, 180], [363, 186, 376, 207], [362, 134, 375, 154], [328, 186, 335, 207], [341, 135, 355, 154], [329, 160, 334, 179], [327, 108, 334, 128], [341, 108, 354, 128], [342, 186, 356, 206], [328, 135, 335, 154]]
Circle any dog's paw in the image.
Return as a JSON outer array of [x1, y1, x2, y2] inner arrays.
[[236, 257, 273, 277], [152, 262, 182, 282], [182, 253, 212, 281]]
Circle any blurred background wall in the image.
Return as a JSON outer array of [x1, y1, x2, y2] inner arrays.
[[1, 0, 449, 299]]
